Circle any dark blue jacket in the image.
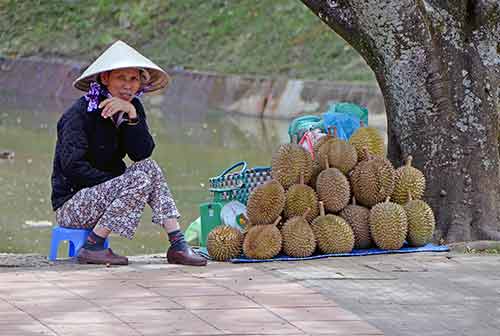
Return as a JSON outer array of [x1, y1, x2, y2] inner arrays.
[[51, 96, 155, 210]]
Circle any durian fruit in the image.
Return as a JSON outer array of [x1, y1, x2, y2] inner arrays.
[[285, 174, 319, 222], [317, 127, 358, 174], [369, 197, 408, 250], [308, 133, 330, 188], [340, 197, 372, 249], [207, 225, 244, 261], [391, 156, 426, 204], [404, 194, 435, 247], [312, 133, 330, 156], [311, 201, 354, 253], [281, 209, 316, 257], [316, 160, 350, 212], [246, 180, 285, 226], [243, 217, 283, 259], [350, 149, 395, 207], [271, 143, 313, 189], [349, 121, 385, 161], [308, 158, 323, 189]]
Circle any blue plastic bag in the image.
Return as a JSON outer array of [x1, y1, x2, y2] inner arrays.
[[323, 102, 368, 140], [327, 102, 369, 125]]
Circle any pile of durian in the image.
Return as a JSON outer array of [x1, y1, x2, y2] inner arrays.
[[207, 125, 435, 261]]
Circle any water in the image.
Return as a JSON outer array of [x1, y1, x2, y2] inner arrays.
[[0, 94, 291, 256]]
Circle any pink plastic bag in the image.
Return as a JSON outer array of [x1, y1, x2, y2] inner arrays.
[[299, 129, 327, 160]]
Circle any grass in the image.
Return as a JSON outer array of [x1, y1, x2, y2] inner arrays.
[[465, 247, 500, 255], [0, 0, 374, 82]]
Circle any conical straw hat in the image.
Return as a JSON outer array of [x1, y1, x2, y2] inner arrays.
[[73, 40, 170, 94]]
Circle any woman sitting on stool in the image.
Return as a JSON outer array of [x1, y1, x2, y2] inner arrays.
[[50, 40, 206, 266]]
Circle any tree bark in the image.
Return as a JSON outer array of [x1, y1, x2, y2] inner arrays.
[[300, 0, 500, 242]]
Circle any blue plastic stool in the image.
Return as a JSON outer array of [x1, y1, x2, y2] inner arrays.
[[48, 226, 110, 261]]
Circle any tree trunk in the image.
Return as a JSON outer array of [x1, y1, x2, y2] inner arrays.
[[300, 0, 500, 242]]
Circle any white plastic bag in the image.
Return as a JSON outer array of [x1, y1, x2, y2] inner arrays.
[[220, 201, 246, 232]]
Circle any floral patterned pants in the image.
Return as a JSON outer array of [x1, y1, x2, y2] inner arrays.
[[56, 159, 180, 239]]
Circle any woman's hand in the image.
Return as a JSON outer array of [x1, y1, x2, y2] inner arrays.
[[99, 97, 137, 119]]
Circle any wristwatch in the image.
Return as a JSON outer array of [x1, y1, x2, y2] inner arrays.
[[127, 116, 139, 125]]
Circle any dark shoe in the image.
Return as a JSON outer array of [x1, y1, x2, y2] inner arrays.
[[167, 246, 207, 266], [77, 248, 128, 265]]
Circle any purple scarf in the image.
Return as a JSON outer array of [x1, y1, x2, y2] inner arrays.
[[84, 82, 144, 127]]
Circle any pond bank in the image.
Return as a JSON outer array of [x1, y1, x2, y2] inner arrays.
[[0, 57, 384, 118]]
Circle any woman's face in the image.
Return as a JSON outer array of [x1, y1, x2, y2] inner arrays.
[[100, 68, 141, 101]]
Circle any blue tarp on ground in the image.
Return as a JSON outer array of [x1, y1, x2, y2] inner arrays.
[[195, 243, 449, 263]]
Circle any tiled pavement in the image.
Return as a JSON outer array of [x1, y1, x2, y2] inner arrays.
[[256, 253, 500, 336], [0, 261, 383, 336]]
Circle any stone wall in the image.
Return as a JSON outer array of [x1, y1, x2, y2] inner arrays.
[[0, 57, 385, 118]]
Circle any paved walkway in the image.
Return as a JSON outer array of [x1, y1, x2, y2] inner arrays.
[[257, 252, 500, 336], [0, 257, 382, 336], [2, 251, 499, 336]]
